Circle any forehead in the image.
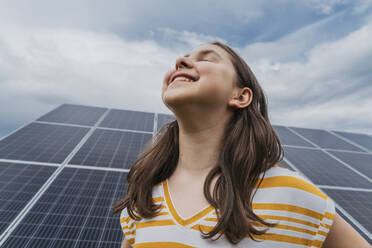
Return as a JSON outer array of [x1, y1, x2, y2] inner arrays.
[[186, 44, 231, 61]]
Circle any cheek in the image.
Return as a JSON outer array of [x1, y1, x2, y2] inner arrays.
[[200, 67, 233, 95], [199, 75, 232, 101]]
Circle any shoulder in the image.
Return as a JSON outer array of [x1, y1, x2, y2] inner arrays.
[[253, 165, 336, 245], [257, 165, 330, 203], [255, 165, 335, 221]]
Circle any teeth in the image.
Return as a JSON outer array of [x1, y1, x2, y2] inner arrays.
[[173, 76, 194, 82]]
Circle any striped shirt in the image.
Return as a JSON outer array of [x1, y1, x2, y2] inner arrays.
[[120, 165, 336, 247]]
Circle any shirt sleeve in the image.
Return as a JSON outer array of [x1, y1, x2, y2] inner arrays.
[[120, 207, 136, 247], [312, 195, 336, 247]]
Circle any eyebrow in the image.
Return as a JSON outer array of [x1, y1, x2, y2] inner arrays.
[[184, 49, 222, 59]]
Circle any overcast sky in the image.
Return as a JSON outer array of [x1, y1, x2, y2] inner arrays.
[[1, 0, 372, 138]]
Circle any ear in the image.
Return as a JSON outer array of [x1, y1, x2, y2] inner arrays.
[[228, 87, 253, 109]]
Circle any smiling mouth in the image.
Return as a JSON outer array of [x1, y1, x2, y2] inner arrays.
[[170, 77, 196, 85]]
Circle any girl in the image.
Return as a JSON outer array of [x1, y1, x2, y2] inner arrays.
[[112, 41, 371, 247]]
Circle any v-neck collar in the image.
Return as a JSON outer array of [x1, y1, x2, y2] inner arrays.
[[162, 179, 215, 227]]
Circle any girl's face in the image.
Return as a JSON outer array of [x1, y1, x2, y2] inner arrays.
[[162, 44, 238, 115]]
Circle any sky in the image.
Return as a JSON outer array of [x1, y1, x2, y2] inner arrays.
[[0, 0, 372, 138]]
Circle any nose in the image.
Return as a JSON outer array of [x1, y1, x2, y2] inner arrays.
[[175, 56, 193, 70]]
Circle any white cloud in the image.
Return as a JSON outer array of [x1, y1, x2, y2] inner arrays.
[[238, 19, 372, 134], [0, 25, 183, 131], [157, 28, 227, 48]]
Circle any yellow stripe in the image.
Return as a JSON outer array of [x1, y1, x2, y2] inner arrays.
[[318, 230, 328, 237], [120, 216, 131, 224], [320, 222, 331, 229], [312, 239, 324, 248], [124, 229, 136, 236], [250, 232, 313, 246], [204, 217, 218, 222], [154, 211, 169, 216], [134, 242, 195, 248], [255, 176, 327, 200], [190, 224, 213, 232], [153, 196, 164, 203], [257, 214, 319, 228], [122, 221, 136, 230], [324, 211, 335, 220], [252, 222, 316, 235], [136, 219, 176, 229], [253, 203, 323, 220], [163, 180, 215, 226]]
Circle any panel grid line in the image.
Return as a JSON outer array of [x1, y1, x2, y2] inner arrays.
[[286, 127, 372, 183], [282, 144, 369, 154], [96, 170, 124, 247], [22, 168, 83, 247], [0, 108, 111, 246], [317, 185, 372, 192], [34, 121, 153, 135], [71, 171, 109, 247], [328, 130, 372, 154]]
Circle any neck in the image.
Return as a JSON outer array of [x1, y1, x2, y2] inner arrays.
[[170, 114, 231, 183]]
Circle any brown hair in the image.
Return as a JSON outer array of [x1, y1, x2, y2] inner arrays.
[[112, 41, 283, 244]]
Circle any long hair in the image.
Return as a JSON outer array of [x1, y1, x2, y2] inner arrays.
[[112, 41, 284, 244]]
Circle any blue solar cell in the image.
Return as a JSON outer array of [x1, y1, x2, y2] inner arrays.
[[99, 109, 154, 132], [157, 113, 176, 132], [289, 127, 364, 152], [327, 151, 372, 179], [0, 162, 56, 236], [69, 129, 153, 169], [0, 122, 89, 163], [283, 147, 371, 188], [273, 125, 315, 148], [37, 104, 107, 126], [321, 188, 372, 243], [2, 167, 127, 247], [332, 130, 372, 152]]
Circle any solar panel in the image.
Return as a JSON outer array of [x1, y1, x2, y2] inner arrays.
[[332, 130, 372, 152], [0, 103, 371, 246], [327, 151, 372, 178], [37, 104, 107, 126], [68, 129, 153, 169], [0, 123, 89, 163], [273, 125, 315, 148], [99, 109, 154, 132], [283, 146, 371, 188], [157, 113, 176, 131], [1, 167, 127, 247], [289, 126, 365, 152], [0, 162, 56, 236]]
